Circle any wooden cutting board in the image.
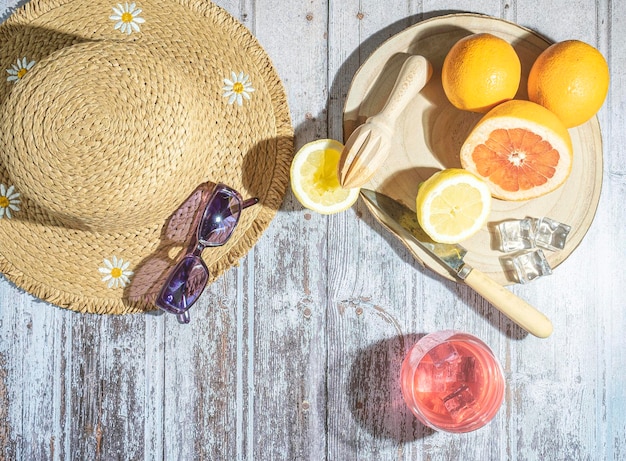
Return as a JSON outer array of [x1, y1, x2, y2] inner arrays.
[[343, 13, 603, 285]]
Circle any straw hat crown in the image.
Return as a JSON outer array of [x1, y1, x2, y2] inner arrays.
[[3, 40, 210, 232]]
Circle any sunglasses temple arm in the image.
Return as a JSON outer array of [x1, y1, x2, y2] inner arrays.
[[177, 310, 191, 324], [242, 197, 259, 209]]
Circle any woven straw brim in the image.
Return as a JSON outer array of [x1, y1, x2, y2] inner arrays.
[[0, 0, 293, 314]]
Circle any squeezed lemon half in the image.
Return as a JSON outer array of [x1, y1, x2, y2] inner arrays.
[[290, 139, 360, 214]]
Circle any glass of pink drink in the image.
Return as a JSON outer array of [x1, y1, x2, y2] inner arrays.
[[400, 330, 505, 433]]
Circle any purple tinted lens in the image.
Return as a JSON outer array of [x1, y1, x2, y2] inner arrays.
[[198, 188, 242, 246], [156, 255, 209, 315]]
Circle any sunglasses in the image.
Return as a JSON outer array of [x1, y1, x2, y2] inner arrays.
[[156, 183, 258, 324]]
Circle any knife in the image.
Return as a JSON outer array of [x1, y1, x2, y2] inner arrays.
[[361, 189, 553, 338]]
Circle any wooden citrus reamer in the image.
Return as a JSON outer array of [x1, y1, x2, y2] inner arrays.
[[338, 54, 433, 189]]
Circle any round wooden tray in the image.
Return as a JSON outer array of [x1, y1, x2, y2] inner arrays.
[[344, 13, 603, 286]]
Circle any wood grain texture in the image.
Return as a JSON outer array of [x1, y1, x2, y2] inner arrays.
[[0, 0, 625, 460]]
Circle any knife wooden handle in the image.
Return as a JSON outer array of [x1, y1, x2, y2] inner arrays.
[[464, 268, 553, 338]]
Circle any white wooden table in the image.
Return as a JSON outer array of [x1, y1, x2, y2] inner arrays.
[[1, 0, 624, 460]]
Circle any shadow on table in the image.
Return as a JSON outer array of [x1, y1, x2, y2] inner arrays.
[[346, 333, 435, 442]]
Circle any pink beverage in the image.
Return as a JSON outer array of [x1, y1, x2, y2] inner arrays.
[[400, 331, 505, 433]]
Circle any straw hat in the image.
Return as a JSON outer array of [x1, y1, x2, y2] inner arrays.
[[0, 0, 293, 314]]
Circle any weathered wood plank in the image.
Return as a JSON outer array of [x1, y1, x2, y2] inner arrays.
[[54, 315, 134, 459], [326, 0, 432, 459], [505, 2, 615, 461], [159, 269, 240, 460], [251, 0, 331, 458]]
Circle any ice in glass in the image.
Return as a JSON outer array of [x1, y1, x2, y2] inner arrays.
[[401, 331, 505, 433]]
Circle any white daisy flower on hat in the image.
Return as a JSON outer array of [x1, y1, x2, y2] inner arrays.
[[0, 184, 20, 219], [223, 71, 255, 106], [99, 256, 134, 289], [6, 57, 35, 83], [110, 2, 145, 35]]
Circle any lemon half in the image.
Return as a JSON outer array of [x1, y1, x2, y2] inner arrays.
[[290, 139, 360, 214], [416, 169, 492, 244]]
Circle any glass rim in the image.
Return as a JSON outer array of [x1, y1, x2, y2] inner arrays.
[[401, 330, 505, 433]]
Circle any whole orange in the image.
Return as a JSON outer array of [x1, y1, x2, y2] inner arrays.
[[442, 33, 521, 113], [528, 40, 609, 128]]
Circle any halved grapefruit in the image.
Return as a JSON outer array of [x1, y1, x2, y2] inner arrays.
[[460, 100, 573, 201]]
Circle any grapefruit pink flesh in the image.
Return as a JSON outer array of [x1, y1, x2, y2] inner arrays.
[[472, 128, 561, 193]]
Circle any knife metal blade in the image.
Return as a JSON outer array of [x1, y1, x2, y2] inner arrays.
[[360, 188, 554, 338], [360, 189, 470, 278]]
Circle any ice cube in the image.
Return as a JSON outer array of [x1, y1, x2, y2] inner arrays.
[[442, 384, 477, 421], [496, 218, 536, 253], [508, 249, 552, 284], [448, 356, 477, 384], [415, 362, 447, 393], [428, 342, 460, 368], [534, 217, 571, 251]]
